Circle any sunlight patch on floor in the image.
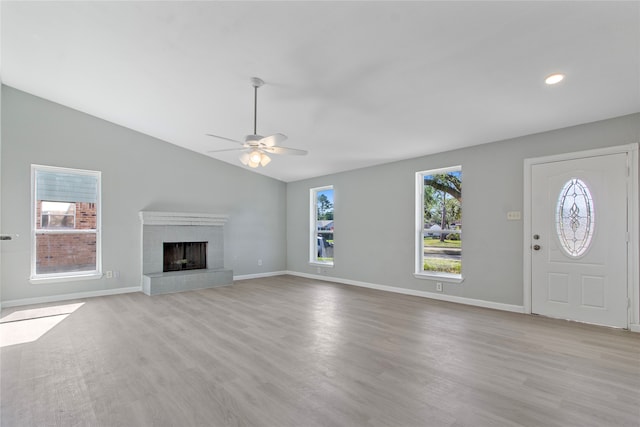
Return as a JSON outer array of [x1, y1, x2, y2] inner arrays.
[[0, 302, 84, 348]]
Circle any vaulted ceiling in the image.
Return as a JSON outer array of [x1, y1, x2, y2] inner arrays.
[[2, 1, 639, 182]]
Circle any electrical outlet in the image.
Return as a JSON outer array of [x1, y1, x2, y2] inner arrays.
[[258, 259, 262, 266], [317, 267, 322, 274], [114, 271, 120, 279], [106, 270, 113, 279], [436, 282, 443, 292]]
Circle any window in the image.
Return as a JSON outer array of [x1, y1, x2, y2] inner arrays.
[[310, 186, 334, 265], [556, 178, 595, 257], [31, 165, 102, 281], [415, 166, 462, 281]]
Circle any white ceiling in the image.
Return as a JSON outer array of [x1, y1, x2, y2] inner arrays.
[[2, 1, 639, 182]]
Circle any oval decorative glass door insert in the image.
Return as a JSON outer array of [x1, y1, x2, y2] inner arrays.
[[556, 178, 595, 257]]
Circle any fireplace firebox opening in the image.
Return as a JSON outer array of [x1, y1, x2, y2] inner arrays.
[[163, 242, 207, 272]]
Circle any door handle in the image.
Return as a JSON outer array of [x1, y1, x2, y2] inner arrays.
[[533, 244, 541, 251], [0, 234, 18, 241]]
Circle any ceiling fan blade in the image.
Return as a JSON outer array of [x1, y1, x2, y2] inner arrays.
[[206, 134, 245, 145], [207, 147, 247, 153], [259, 133, 287, 147], [263, 146, 308, 156]]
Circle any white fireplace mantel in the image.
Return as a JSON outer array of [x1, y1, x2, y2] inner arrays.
[[139, 211, 229, 226]]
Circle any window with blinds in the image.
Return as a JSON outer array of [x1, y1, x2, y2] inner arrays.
[[31, 165, 102, 281]]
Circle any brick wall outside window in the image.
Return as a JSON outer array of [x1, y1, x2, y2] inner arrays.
[[36, 201, 98, 273]]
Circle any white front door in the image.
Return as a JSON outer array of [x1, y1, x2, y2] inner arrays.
[[531, 153, 629, 328]]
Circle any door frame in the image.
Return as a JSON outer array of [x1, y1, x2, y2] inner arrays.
[[523, 143, 639, 331]]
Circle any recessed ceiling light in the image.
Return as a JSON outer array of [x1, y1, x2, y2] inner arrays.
[[545, 73, 565, 85]]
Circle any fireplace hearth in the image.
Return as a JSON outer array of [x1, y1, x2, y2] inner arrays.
[[163, 241, 207, 272]]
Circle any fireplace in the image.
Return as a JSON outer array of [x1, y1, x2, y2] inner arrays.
[[140, 211, 232, 296], [163, 241, 207, 272]]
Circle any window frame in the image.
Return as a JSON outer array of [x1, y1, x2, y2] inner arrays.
[[30, 164, 103, 283], [414, 166, 464, 283], [309, 185, 334, 267]]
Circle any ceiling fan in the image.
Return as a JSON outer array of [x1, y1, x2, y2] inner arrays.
[[207, 77, 308, 168]]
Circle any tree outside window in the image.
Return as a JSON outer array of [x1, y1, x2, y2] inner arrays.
[[418, 167, 462, 276]]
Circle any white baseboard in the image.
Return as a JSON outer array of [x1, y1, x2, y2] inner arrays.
[[1, 286, 142, 308], [629, 323, 640, 333], [286, 271, 526, 314], [233, 271, 288, 281]]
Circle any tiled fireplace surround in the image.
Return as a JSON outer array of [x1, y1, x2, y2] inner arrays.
[[139, 211, 233, 295]]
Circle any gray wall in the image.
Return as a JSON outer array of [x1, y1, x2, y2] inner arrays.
[[2, 84, 639, 308], [287, 113, 640, 306], [1, 86, 287, 302]]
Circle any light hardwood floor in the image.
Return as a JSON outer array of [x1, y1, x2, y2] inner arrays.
[[1, 276, 639, 426]]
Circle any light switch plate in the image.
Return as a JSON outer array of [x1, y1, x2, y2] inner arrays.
[[507, 211, 521, 220]]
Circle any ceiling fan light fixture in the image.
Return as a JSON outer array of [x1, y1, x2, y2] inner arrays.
[[249, 150, 262, 164], [241, 150, 270, 168], [239, 152, 250, 165], [260, 154, 271, 167]]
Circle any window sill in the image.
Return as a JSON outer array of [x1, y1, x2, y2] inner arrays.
[[30, 272, 103, 284], [309, 261, 334, 268], [413, 272, 464, 284]]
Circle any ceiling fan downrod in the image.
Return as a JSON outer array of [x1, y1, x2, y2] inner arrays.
[[251, 77, 264, 136]]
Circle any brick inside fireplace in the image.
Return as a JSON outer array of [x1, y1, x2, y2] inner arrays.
[[163, 241, 207, 272]]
